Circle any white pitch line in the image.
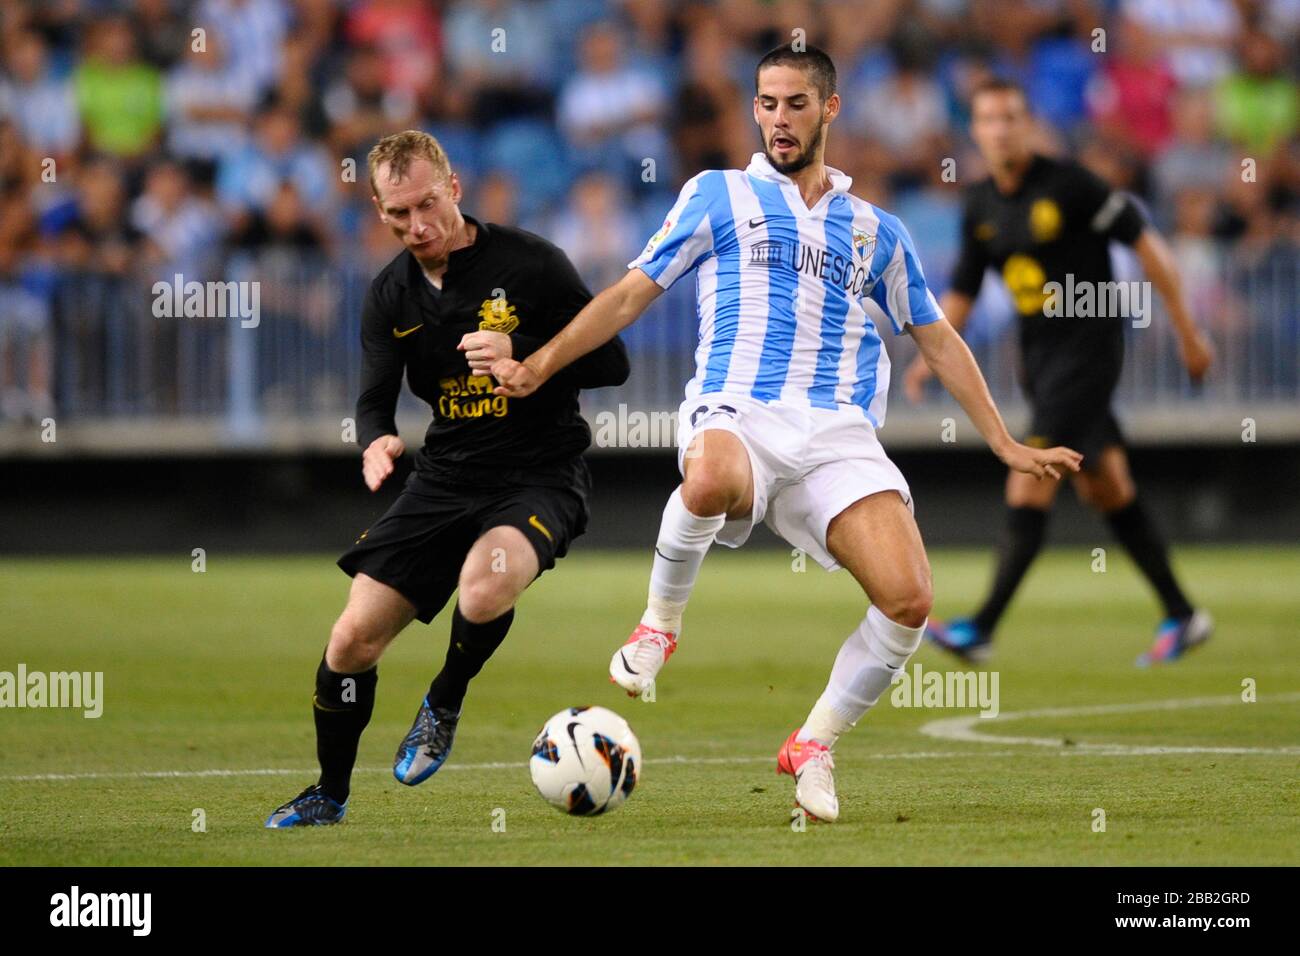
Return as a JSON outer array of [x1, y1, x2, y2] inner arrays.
[[4, 694, 1296, 784], [0, 751, 1031, 783], [920, 691, 1300, 754]]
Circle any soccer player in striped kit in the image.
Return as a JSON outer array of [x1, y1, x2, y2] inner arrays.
[[493, 44, 1080, 822]]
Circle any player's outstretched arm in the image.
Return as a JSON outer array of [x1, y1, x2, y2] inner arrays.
[[910, 319, 1083, 480], [493, 269, 662, 398], [904, 289, 973, 403], [355, 284, 407, 491], [1132, 228, 1213, 381]]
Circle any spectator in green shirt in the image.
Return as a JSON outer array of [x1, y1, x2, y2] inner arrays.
[[73, 16, 163, 158], [1215, 29, 1297, 155]]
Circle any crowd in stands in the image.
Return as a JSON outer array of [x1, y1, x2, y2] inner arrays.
[[0, 0, 1296, 420]]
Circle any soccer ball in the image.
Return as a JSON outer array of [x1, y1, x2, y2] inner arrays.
[[529, 706, 641, 816]]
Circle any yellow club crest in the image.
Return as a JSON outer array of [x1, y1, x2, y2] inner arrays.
[[478, 296, 520, 334], [1029, 198, 1062, 243]]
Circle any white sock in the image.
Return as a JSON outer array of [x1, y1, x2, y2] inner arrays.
[[799, 605, 926, 746], [639, 486, 725, 634]]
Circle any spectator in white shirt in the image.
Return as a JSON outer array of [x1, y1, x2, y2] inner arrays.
[[197, 0, 290, 97], [132, 161, 223, 276], [0, 30, 79, 160], [164, 33, 258, 168], [557, 22, 668, 179], [1123, 0, 1241, 87]]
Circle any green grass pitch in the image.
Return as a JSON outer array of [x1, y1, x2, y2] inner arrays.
[[1, 546, 1296, 866]]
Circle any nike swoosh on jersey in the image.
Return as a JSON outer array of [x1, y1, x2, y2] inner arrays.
[[392, 324, 424, 338], [748, 216, 772, 228]]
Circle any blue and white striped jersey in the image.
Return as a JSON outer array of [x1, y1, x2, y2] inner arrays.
[[629, 153, 943, 427]]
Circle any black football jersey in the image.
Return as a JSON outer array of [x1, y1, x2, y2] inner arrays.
[[951, 155, 1146, 402], [356, 216, 629, 488]]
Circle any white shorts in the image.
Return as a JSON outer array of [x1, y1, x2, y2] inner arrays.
[[675, 394, 913, 571]]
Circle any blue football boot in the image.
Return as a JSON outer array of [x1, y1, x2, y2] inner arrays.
[[924, 617, 994, 664], [393, 696, 460, 785], [1136, 609, 1213, 667], [265, 784, 346, 828]]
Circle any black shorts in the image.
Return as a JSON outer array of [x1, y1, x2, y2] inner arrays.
[[1019, 338, 1124, 470], [337, 469, 589, 624], [1023, 399, 1124, 469]]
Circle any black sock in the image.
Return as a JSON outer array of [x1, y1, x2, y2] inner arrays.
[[313, 657, 377, 804], [972, 506, 1050, 636], [427, 604, 515, 712], [1105, 498, 1194, 620]]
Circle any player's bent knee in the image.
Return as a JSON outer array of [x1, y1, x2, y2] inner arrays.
[[681, 468, 741, 516], [327, 615, 385, 670], [456, 574, 517, 624], [1078, 479, 1132, 512], [876, 587, 932, 630], [895, 598, 933, 630], [1073, 476, 1100, 509], [1007, 470, 1058, 509]]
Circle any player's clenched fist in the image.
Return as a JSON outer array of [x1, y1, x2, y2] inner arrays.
[[998, 441, 1083, 481], [491, 357, 543, 398], [458, 330, 511, 374], [362, 434, 405, 491]]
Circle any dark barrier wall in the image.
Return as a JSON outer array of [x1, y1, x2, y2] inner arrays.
[[1, 444, 1297, 555]]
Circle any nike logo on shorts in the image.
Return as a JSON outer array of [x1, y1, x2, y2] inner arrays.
[[528, 514, 553, 542]]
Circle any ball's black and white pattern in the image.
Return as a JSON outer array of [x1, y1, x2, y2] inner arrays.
[[529, 706, 641, 815]]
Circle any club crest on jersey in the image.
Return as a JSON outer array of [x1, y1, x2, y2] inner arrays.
[[1030, 198, 1062, 242], [852, 227, 877, 263], [478, 296, 519, 334]]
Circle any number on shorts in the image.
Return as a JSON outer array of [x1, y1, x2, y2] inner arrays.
[[690, 404, 738, 428]]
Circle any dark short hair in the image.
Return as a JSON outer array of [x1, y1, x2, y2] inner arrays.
[[755, 43, 837, 104], [970, 76, 1029, 108]]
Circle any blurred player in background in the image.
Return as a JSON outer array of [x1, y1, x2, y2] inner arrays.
[[493, 46, 1080, 822], [266, 131, 628, 827], [904, 79, 1215, 667]]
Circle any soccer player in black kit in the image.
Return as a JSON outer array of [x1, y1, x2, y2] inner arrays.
[[904, 79, 1215, 667], [266, 131, 629, 827]]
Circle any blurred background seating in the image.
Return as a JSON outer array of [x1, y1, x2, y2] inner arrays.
[[0, 0, 1295, 448]]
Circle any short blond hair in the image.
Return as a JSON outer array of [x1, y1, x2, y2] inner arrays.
[[367, 130, 451, 198]]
